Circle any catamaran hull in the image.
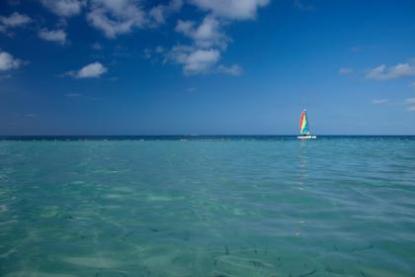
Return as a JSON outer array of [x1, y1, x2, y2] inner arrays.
[[297, 135, 317, 140]]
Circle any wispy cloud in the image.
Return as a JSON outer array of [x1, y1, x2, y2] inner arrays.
[[40, 0, 84, 17], [366, 62, 415, 80], [143, 48, 152, 60], [293, 0, 314, 11], [405, 97, 415, 112], [372, 99, 389, 105], [66, 62, 107, 78], [170, 1, 269, 75], [167, 46, 220, 75], [189, 0, 269, 20], [155, 46, 165, 53], [91, 42, 102, 50], [86, 0, 182, 38], [339, 67, 353, 75], [175, 16, 228, 49], [29, 0, 269, 77], [0, 0, 268, 77], [65, 93, 82, 97], [0, 12, 31, 27], [217, 64, 243, 76], [38, 28, 67, 44], [405, 98, 415, 112], [0, 12, 31, 33], [87, 0, 146, 38], [0, 50, 23, 71], [142, 46, 167, 63], [149, 0, 183, 25]]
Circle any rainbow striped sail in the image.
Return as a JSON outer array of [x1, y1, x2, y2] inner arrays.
[[299, 110, 310, 135]]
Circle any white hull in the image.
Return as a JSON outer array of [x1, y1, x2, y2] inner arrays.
[[297, 135, 317, 140]]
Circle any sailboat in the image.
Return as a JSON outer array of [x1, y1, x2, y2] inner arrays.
[[297, 109, 317, 140]]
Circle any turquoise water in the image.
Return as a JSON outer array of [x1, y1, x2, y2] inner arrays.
[[0, 137, 414, 276]]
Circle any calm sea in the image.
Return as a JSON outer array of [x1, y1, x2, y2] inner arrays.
[[0, 136, 414, 276]]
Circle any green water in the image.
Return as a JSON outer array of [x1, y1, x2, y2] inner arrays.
[[0, 138, 414, 276]]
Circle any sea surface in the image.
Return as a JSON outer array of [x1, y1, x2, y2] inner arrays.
[[0, 136, 414, 276]]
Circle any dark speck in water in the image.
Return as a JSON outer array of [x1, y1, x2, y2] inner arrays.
[[299, 269, 317, 277]]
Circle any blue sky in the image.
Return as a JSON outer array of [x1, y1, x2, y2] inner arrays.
[[0, 0, 414, 135]]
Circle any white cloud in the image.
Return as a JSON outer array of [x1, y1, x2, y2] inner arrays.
[[38, 28, 67, 44], [40, 0, 84, 17], [167, 45, 220, 75], [175, 16, 228, 49], [0, 12, 31, 33], [67, 62, 107, 78], [366, 62, 415, 80], [218, 64, 243, 76], [405, 98, 415, 112], [339, 67, 353, 75], [87, 0, 146, 38], [171, 16, 230, 75], [149, 0, 182, 25], [190, 0, 269, 20], [149, 6, 165, 25], [372, 99, 389, 105], [185, 49, 220, 74], [0, 12, 31, 27], [77, 62, 107, 78], [170, 1, 269, 75], [86, 0, 181, 36], [0, 51, 22, 71], [175, 20, 193, 34]]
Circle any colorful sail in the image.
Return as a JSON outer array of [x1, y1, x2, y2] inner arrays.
[[299, 110, 310, 135]]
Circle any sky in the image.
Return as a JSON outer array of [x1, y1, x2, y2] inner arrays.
[[0, 0, 414, 135]]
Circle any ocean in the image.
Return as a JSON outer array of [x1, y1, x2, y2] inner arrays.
[[0, 136, 414, 276]]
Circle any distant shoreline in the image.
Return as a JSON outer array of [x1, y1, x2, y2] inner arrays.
[[1, 135, 414, 141]]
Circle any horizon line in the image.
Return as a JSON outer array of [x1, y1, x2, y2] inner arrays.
[[1, 134, 415, 139]]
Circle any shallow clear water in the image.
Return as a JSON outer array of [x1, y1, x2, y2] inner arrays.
[[0, 137, 414, 276]]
